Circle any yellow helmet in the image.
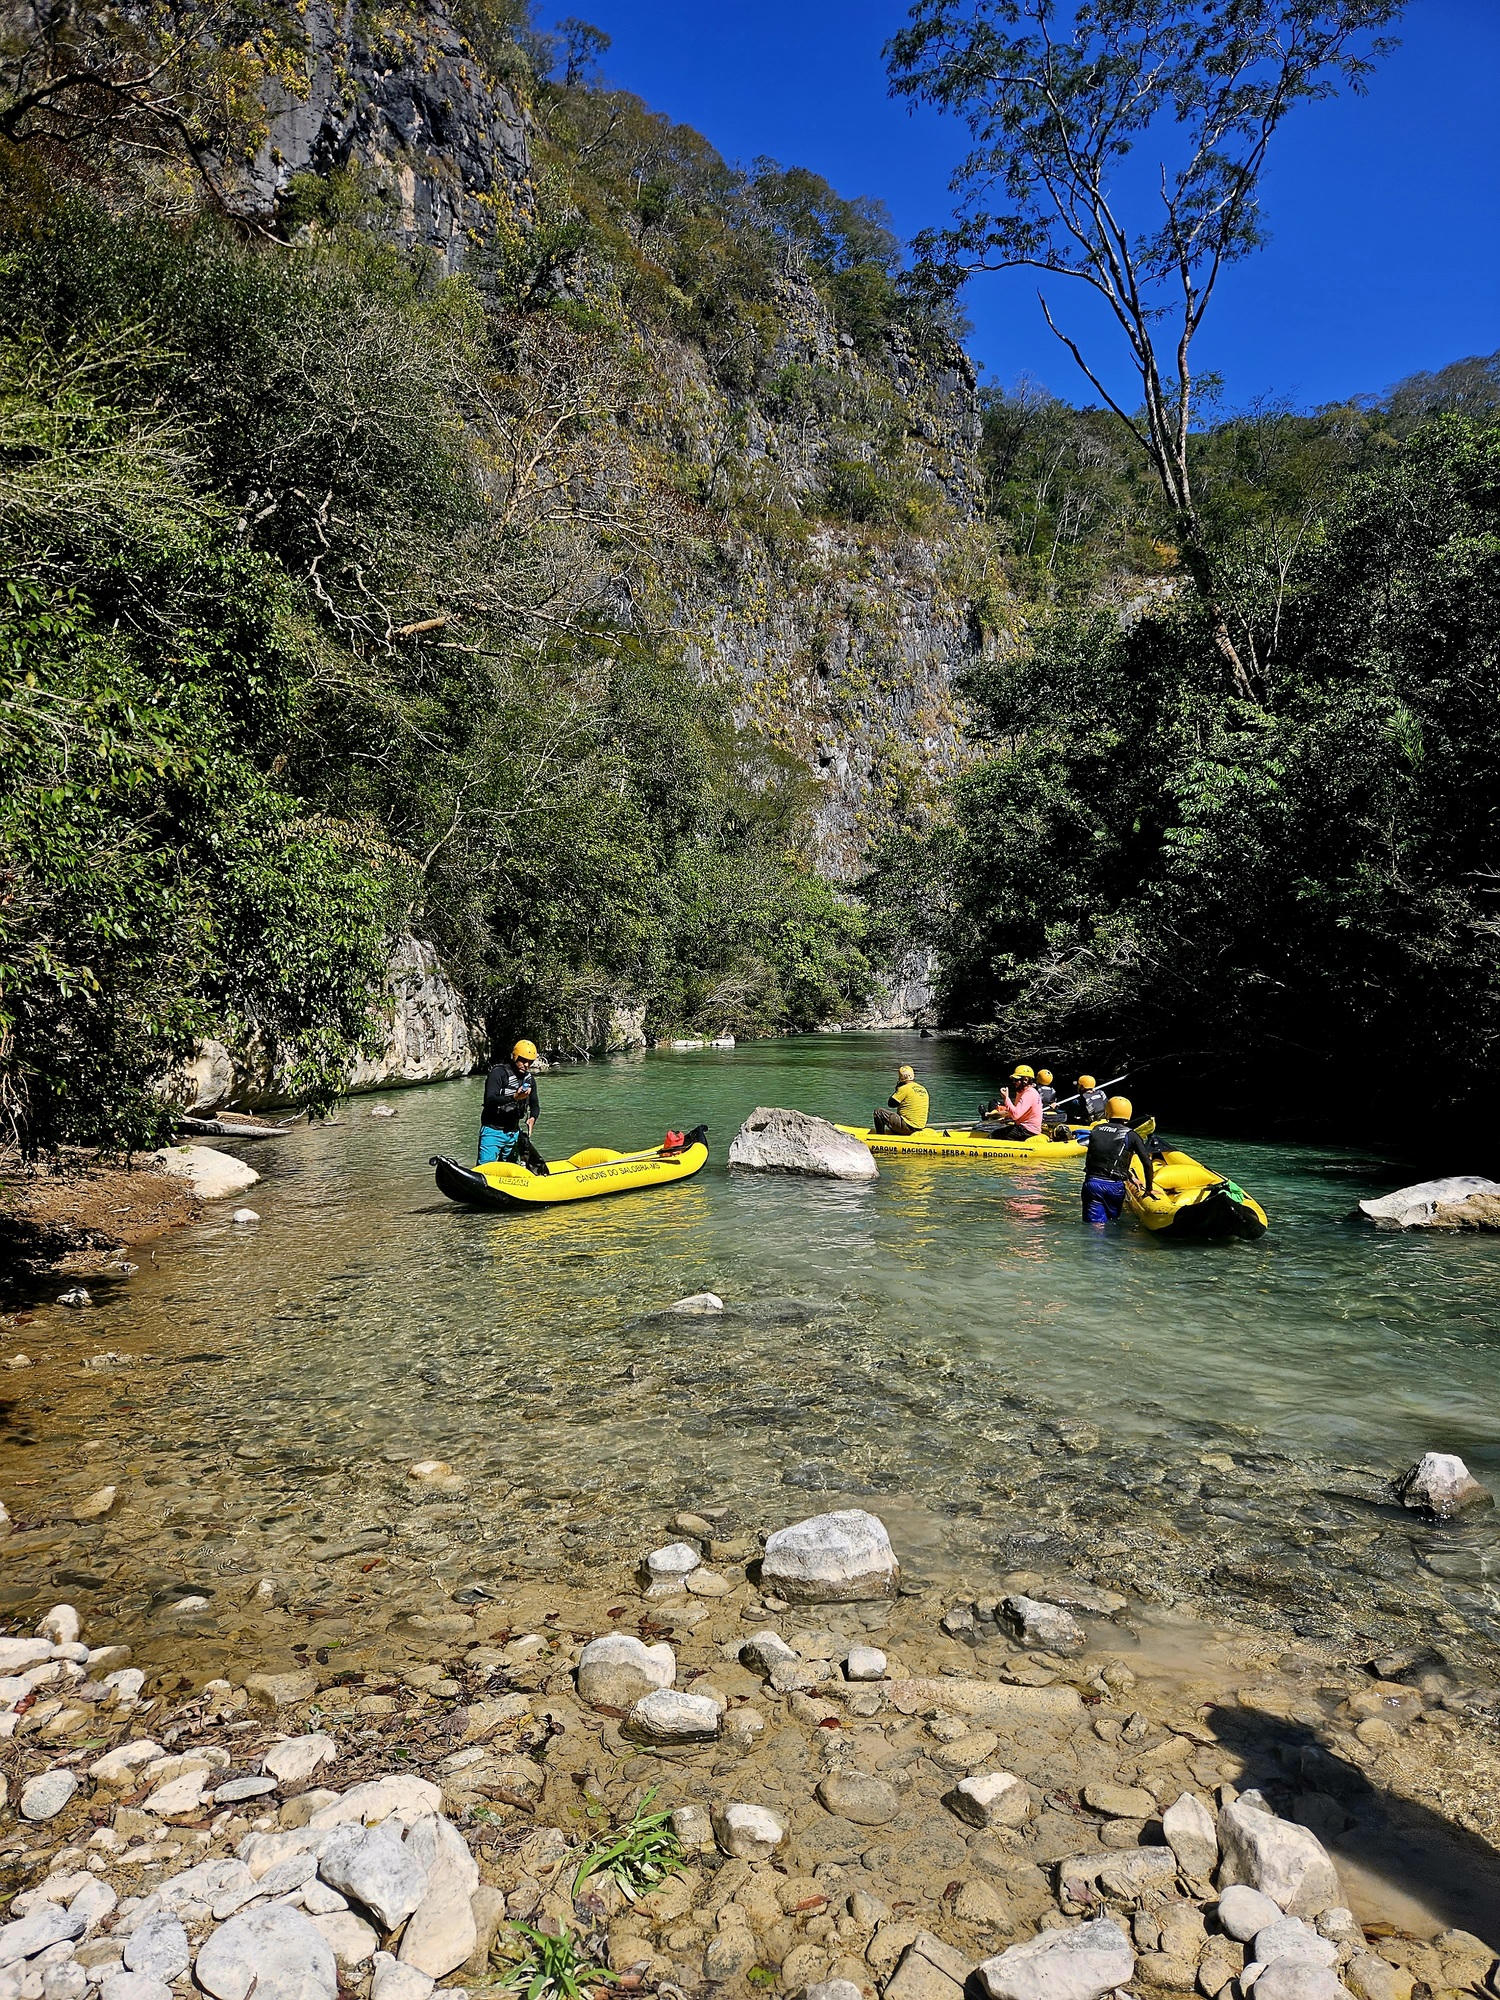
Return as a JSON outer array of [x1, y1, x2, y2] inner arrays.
[[1077, 1074, 1096, 1089], [512, 1038, 538, 1063], [1011, 1063, 1035, 1081], [897, 1064, 916, 1082], [1106, 1095, 1132, 1120], [1036, 1069, 1053, 1084]]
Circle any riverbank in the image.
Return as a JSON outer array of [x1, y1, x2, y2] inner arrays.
[[3, 1508, 1500, 2000], [0, 1159, 201, 1305]]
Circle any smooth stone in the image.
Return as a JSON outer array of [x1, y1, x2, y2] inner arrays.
[[628, 1689, 721, 1743], [980, 1918, 1134, 2000], [317, 1824, 427, 1930], [213, 1777, 278, 1804], [684, 1566, 732, 1596], [141, 1770, 206, 1816], [231, 1209, 260, 1224], [245, 1671, 318, 1711], [37, 1607, 81, 1647], [1359, 1176, 1500, 1227], [712, 1802, 785, 1862], [946, 1771, 1032, 1829], [194, 1905, 337, 2000], [1219, 1885, 1289, 1942], [1397, 1452, 1491, 1518], [670, 1293, 724, 1313], [371, 1953, 434, 2000], [396, 1814, 478, 1977], [1218, 1797, 1342, 1918], [310, 1913, 379, 1968], [0, 1639, 53, 1673], [150, 1144, 259, 1200], [21, 1771, 79, 1822], [644, 1543, 701, 1581], [1163, 1791, 1219, 1877], [1250, 1967, 1352, 2000], [73, 1488, 118, 1520], [761, 1509, 900, 1603], [263, 1735, 337, 1787], [1002, 1594, 1086, 1652], [575, 1634, 675, 1711], [122, 1916, 188, 1982], [816, 1772, 902, 1826], [100, 1977, 171, 2000], [1254, 1920, 1339, 1968], [68, 1882, 116, 1934], [0, 1907, 86, 1969], [299, 1881, 348, 1917], [1084, 1782, 1155, 1818], [727, 1106, 879, 1180]]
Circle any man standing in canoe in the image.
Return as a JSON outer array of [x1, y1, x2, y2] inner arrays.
[[981, 1064, 1044, 1140], [1080, 1096, 1153, 1225], [479, 1038, 542, 1165], [873, 1063, 929, 1134]]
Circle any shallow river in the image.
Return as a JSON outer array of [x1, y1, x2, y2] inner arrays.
[[8, 1032, 1500, 1686]]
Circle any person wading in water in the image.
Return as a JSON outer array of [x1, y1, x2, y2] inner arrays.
[[478, 1039, 546, 1171], [1080, 1095, 1153, 1225]]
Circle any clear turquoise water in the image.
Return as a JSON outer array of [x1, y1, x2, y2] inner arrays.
[[13, 1033, 1500, 1661]]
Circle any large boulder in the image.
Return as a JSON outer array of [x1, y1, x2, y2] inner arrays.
[[1397, 1452, 1491, 1518], [150, 1145, 259, 1201], [1217, 1796, 1342, 1917], [1358, 1177, 1500, 1229], [728, 1108, 878, 1181], [760, 1509, 900, 1603]]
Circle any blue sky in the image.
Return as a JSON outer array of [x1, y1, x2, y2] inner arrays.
[[570, 0, 1499, 412]]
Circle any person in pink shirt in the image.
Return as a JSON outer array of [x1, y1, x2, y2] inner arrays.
[[982, 1064, 1044, 1139]]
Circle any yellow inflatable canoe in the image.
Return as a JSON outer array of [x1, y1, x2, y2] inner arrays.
[[836, 1123, 1085, 1162], [1126, 1147, 1268, 1240], [431, 1127, 708, 1210]]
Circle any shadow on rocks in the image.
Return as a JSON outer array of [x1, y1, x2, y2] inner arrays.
[[1205, 1704, 1500, 1947]]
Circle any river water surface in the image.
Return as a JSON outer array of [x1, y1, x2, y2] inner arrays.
[[8, 1033, 1500, 1686]]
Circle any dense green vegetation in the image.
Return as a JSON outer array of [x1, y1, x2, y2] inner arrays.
[[868, 395, 1500, 1130], [0, 131, 908, 1153]]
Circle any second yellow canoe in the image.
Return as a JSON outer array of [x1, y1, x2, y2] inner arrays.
[[836, 1123, 1085, 1162]]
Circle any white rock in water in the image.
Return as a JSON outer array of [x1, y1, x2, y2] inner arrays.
[[1163, 1791, 1219, 1876], [151, 1144, 259, 1200], [74, 1486, 118, 1519], [231, 1209, 260, 1224], [317, 1824, 428, 1930], [1218, 1796, 1343, 1918], [194, 1903, 337, 2000], [56, 1288, 92, 1308], [576, 1633, 675, 1710], [369, 1106, 398, 1118], [644, 1542, 701, 1582], [1358, 1176, 1500, 1228], [37, 1605, 80, 1646], [628, 1688, 721, 1742], [760, 1509, 900, 1603], [712, 1802, 785, 1862], [309, 1775, 441, 1826], [397, 1814, 478, 1977], [263, 1734, 337, 1787], [21, 1769, 78, 1821], [0, 1903, 86, 1966], [979, 1917, 1134, 2000], [844, 1646, 887, 1681], [1002, 1593, 1085, 1652], [946, 1770, 1032, 1829], [670, 1292, 724, 1313], [1398, 1452, 1491, 1518], [727, 1107, 879, 1181]]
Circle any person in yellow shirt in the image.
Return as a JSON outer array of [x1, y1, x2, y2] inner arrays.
[[873, 1063, 930, 1135]]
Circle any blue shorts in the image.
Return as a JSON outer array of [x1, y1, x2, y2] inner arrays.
[[1081, 1174, 1127, 1224], [478, 1125, 521, 1165]]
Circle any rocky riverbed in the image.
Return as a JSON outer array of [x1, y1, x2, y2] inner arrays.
[[5, 1506, 1500, 2000]]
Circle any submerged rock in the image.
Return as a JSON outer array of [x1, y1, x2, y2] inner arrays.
[[1002, 1593, 1085, 1652], [1397, 1452, 1491, 1518], [761, 1509, 900, 1602], [727, 1107, 878, 1181], [150, 1144, 260, 1200]]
